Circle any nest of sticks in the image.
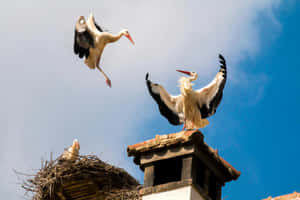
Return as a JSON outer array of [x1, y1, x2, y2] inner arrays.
[[21, 154, 140, 200]]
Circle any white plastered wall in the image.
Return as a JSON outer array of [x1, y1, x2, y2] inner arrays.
[[142, 186, 205, 200]]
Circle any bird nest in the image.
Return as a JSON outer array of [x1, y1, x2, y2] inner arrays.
[[20, 155, 140, 200]]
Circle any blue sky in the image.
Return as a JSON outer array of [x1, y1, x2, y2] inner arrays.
[[1, 1, 300, 200], [220, 3, 300, 199]]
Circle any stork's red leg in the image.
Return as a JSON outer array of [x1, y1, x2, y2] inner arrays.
[[95, 57, 111, 88], [96, 66, 111, 87], [105, 79, 111, 88]]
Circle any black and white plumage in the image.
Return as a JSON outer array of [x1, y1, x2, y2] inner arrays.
[[74, 15, 105, 58], [73, 13, 135, 87], [146, 54, 227, 129]]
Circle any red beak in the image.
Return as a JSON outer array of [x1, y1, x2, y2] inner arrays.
[[125, 33, 135, 45], [176, 70, 191, 76]]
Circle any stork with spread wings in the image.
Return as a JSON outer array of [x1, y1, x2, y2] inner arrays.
[[74, 13, 135, 87], [146, 54, 227, 129]]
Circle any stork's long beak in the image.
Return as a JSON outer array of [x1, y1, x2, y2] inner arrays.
[[125, 33, 135, 45], [176, 70, 191, 76]]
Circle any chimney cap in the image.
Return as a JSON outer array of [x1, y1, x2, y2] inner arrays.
[[127, 130, 240, 182], [127, 130, 203, 156]]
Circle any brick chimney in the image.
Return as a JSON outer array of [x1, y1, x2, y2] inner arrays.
[[127, 130, 240, 200]]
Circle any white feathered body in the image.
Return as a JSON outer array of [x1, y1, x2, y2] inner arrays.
[[180, 77, 209, 129]]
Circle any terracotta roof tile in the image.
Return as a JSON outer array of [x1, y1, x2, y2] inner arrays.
[[263, 192, 300, 200]]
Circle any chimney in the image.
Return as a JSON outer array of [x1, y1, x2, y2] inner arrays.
[[127, 130, 240, 200]]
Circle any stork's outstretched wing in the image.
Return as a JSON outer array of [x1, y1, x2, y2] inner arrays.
[[74, 17, 95, 59], [195, 54, 227, 118], [146, 73, 184, 125]]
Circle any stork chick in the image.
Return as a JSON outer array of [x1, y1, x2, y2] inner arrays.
[[61, 139, 80, 161], [146, 54, 227, 130], [74, 13, 135, 87]]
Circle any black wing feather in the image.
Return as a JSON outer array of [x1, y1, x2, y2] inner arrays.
[[73, 22, 95, 59], [146, 73, 182, 125], [200, 54, 227, 118], [94, 21, 104, 32]]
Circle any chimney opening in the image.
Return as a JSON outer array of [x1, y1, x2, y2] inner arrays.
[[153, 157, 182, 186], [208, 173, 217, 200], [195, 157, 206, 188]]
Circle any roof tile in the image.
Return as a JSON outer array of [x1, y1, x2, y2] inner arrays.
[[263, 192, 300, 200]]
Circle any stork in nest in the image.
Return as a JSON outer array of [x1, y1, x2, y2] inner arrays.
[[61, 139, 80, 161], [74, 13, 135, 87], [146, 54, 227, 130]]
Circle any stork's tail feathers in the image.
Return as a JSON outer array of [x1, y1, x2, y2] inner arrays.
[[145, 73, 149, 81], [186, 119, 209, 129], [218, 54, 227, 78]]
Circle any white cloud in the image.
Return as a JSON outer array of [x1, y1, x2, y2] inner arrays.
[[0, 0, 281, 199]]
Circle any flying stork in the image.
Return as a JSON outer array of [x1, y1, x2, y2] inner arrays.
[[146, 54, 227, 129], [74, 13, 135, 87]]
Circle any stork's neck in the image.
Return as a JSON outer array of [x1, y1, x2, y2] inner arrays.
[[181, 86, 194, 97], [179, 78, 192, 97], [189, 74, 198, 82], [107, 31, 124, 43], [179, 74, 197, 97]]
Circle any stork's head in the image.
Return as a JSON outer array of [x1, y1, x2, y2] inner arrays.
[[121, 29, 135, 45], [177, 70, 198, 96], [72, 139, 80, 151]]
